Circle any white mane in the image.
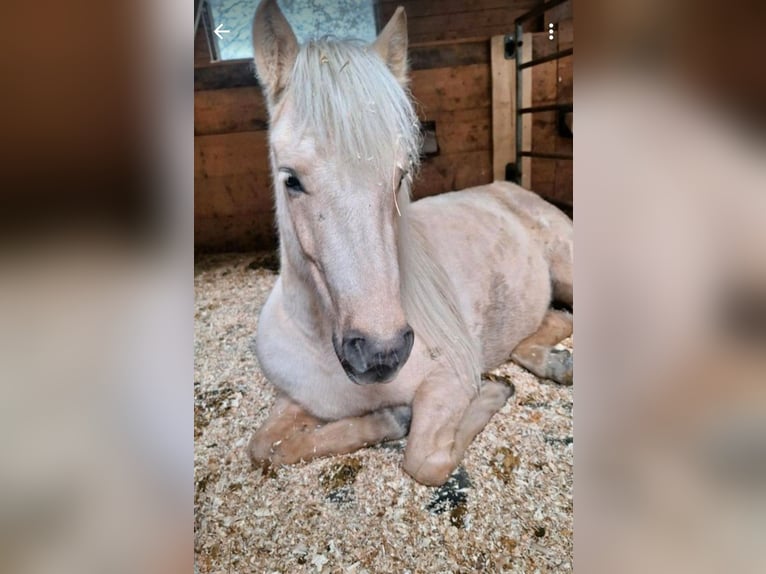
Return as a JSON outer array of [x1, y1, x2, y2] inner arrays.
[[287, 38, 421, 178]]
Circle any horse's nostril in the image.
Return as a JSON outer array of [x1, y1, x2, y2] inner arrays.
[[338, 326, 415, 384], [349, 337, 365, 354], [402, 326, 414, 347], [342, 336, 366, 354]]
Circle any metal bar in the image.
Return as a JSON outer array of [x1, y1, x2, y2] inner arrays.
[[519, 48, 573, 70], [515, 20, 523, 181], [519, 151, 573, 160], [518, 103, 573, 114], [195, 0, 207, 34], [515, 0, 569, 25], [201, 1, 220, 62]]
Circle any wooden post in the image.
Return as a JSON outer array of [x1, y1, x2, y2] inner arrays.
[[490, 35, 515, 182]]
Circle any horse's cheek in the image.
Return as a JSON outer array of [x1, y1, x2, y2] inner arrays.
[[288, 207, 318, 260]]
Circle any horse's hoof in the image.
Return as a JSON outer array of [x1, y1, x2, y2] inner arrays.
[[247, 434, 278, 467], [403, 450, 456, 486], [547, 348, 573, 385]]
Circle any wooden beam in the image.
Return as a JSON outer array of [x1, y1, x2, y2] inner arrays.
[[194, 41, 490, 92], [194, 87, 268, 136], [195, 59, 257, 91], [490, 35, 515, 181], [411, 64, 491, 114], [409, 39, 489, 70], [376, 0, 536, 21]]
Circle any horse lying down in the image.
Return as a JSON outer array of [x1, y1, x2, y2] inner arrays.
[[247, 0, 573, 486]]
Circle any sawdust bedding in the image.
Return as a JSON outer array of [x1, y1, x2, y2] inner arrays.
[[195, 253, 573, 573]]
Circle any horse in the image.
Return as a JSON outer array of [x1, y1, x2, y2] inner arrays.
[[247, 0, 573, 486]]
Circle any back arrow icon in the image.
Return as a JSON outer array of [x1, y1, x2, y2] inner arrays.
[[214, 23, 230, 40]]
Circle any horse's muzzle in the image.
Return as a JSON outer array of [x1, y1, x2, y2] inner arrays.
[[334, 326, 414, 384]]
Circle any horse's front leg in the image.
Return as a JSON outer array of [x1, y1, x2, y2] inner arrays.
[[247, 393, 323, 466], [403, 375, 514, 486], [248, 394, 411, 467]]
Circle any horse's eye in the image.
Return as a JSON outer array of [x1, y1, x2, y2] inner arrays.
[[284, 174, 305, 193]]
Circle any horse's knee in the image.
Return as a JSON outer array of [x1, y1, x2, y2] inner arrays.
[[402, 448, 457, 486]]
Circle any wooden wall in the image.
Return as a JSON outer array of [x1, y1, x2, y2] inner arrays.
[[194, 40, 494, 252], [194, 0, 572, 252], [375, 0, 541, 43], [529, 16, 573, 206]]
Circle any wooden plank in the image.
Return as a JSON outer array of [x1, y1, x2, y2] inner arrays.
[[545, 1, 573, 25], [555, 19, 573, 205], [195, 213, 277, 252], [409, 24, 521, 44], [427, 108, 492, 154], [557, 18, 573, 50], [194, 42, 490, 91], [194, 131, 274, 251], [377, 0, 538, 21], [413, 150, 492, 199], [195, 173, 273, 218], [411, 64, 491, 114], [406, 7, 533, 44], [531, 157, 556, 196], [520, 33, 532, 189], [195, 131, 270, 178], [524, 22, 573, 205], [556, 21, 574, 103], [195, 59, 258, 91], [553, 159, 572, 206], [409, 40, 489, 70], [195, 87, 268, 136], [491, 35, 516, 181]]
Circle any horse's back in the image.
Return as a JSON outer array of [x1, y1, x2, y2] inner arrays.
[[408, 181, 568, 368], [481, 181, 573, 306], [481, 181, 572, 262], [412, 180, 572, 271]]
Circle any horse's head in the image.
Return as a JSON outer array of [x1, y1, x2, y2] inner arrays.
[[253, 1, 420, 384]]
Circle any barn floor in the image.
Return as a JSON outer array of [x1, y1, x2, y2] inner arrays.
[[194, 253, 573, 573]]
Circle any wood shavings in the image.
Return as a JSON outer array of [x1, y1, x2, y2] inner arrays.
[[195, 253, 573, 573]]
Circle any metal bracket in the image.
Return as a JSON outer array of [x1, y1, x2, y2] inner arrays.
[[505, 163, 520, 183], [504, 35, 518, 59], [557, 108, 573, 139], [419, 121, 439, 157]]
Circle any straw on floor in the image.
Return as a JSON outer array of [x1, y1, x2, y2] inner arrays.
[[195, 253, 573, 573]]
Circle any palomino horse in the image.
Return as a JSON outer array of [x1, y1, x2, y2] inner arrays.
[[247, 0, 573, 486]]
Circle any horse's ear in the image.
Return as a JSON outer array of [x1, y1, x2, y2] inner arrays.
[[252, 0, 298, 106], [372, 7, 409, 85]]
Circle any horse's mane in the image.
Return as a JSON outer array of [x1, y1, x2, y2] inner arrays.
[[288, 38, 481, 390], [398, 191, 482, 391], [288, 38, 419, 178]]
